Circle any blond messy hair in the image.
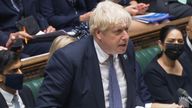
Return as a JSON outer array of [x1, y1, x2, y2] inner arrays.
[[48, 35, 76, 61], [89, 1, 132, 36]]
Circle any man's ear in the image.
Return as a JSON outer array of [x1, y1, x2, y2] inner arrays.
[[95, 29, 102, 40]]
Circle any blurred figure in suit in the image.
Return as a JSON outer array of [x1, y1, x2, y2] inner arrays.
[[0, 50, 34, 107], [0, 0, 55, 58]]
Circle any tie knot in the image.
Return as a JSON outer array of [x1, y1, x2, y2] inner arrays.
[[108, 55, 114, 64], [12, 95, 20, 108], [12, 95, 18, 102]]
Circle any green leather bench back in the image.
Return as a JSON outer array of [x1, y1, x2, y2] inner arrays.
[[24, 77, 44, 98], [136, 45, 161, 72], [23, 45, 161, 100]]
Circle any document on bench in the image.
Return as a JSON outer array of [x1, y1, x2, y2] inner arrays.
[[133, 13, 171, 23], [29, 30, 67, 43]]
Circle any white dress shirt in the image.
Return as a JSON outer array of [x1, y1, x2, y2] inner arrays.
[[186, 36, 192, 52], [94, 40, 127, 108], [0, 88, 25, 108]]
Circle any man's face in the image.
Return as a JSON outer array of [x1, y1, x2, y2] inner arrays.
[[95, 23, 129, 55]]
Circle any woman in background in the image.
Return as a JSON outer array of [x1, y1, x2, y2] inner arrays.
[[144, 25, 192, 107]]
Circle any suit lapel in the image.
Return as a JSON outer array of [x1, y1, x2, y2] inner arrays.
[[19, 88, 28, 107], [85, 37, 105, 108], [2, 0, 19, 12], [119, 52, 136, 107], [186, 45, 192, 61], [0, 92, 9, 108]]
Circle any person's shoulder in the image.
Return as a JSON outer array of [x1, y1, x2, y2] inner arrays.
[[143, 56, 162, 75], [54, 37, 93, 60]]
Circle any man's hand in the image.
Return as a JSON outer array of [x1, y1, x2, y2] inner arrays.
[[0, 46, 7, 51], [44, 26, 56, 33], [168, 103, 182, 108], [6, 31, 32, 48], [125, 5, 139, 16], [125, 3, 149, 16], [136, 3, 149, 15], [80, 12, 92, 22]]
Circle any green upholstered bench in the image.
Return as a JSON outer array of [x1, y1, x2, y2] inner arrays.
[[23, 45, 161, 100], [24, 77, 44, 99], [136, 45, 161, 72]]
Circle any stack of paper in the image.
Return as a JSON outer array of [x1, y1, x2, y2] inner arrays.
[[133, 13, 171, 23]]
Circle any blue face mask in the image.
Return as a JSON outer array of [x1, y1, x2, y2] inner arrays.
[[5, 74, 24, 90]]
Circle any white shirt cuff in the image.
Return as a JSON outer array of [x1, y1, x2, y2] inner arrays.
[[145, 103, 152, 108]]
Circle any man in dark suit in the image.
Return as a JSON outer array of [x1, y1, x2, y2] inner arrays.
[[0, 50, 34, 107], [141, 0, 192, 19], [180, 17, 192, 71], [0, 0, 55, 57], [39, 0, 96, 31], [36, 1, 138, 108]]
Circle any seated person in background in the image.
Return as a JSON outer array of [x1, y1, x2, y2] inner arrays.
[[140, 0, 192, 19], [144, 25, 192, 107], [104, 0, 164, 33], [136, 62, 183, 108], [0, 50, 34, 107], [0, 31, 32, 51], [0, 0, 55, 58], [39, 0, 96, 32], [48, 35, 76, 61], [110, 0, 149, 16], [180, 17, 192, 68]]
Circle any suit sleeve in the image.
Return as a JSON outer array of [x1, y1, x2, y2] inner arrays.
[[36, 49, 74, 107], [144, 66, 174, 103], [0, 31, 9, 46], [136, 62, 152, 104], [31, 0, 49, 30], [39, 0, 80, 29]]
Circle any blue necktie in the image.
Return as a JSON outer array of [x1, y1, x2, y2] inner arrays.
[[108, 56, 123, 108], [12, 95, 20, 108]]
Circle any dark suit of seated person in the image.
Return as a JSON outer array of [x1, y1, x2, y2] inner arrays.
[[0, 0, 55, 58], [144, 25, 192, 108], [141, 0, 192, 19], [39, 0, 97, 31], [0, 50, 34, 107], [180, 17, 192, 69], [36, 1, 140, 108]]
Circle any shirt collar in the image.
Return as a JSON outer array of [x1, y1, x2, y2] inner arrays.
[[186, 35, 192, 52], [0, 88, 19, 103], [94, 40, 118, 64]]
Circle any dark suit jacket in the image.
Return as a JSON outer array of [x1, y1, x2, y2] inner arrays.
[[0, 0, 49, 45], [141, 0, 192, 19], [180, 38, 192, 75], [39, 0, 97, 31], [136, 62, 152, 105], [36, 36, 137, 108], [0, 86, 35, 108]]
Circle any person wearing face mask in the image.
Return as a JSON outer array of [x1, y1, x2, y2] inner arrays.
[[143, 25, 192, 107], [0, 50, 34, 107]]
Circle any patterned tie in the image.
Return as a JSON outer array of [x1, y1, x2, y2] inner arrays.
[[108, 56, 123, 108], [12, 95, 20, 108]]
